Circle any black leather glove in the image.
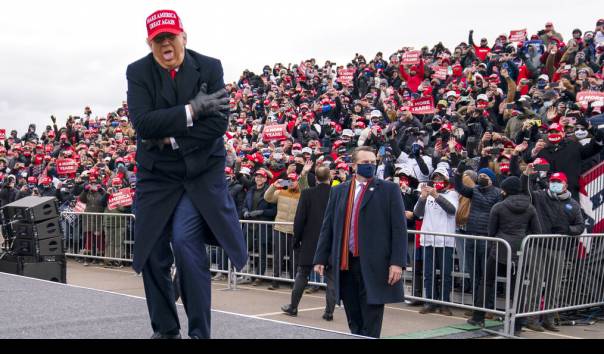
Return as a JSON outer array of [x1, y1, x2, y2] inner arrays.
[[593, 126, 604, 143], [457, 160, 469, 175], [189, 83, 229, 120]]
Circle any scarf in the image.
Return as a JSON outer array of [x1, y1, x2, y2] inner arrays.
[[340, 177, 371, 271]]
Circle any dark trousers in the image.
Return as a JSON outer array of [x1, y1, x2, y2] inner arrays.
[[340, 257, 385, 338], [290, 265, 336, 314], [272, 230, 294, 279], [471, 256, 525, 330], [142, 194, 212, 339]]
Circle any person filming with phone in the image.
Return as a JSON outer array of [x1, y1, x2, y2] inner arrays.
[[263, 173, 302, 290]]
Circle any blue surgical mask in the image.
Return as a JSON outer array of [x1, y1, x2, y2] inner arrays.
[[549, 182, 564, 194], [356, 164, 376, 178], [111, 122, 119, 127]]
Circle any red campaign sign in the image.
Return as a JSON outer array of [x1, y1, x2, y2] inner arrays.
[[56, 159, 79, 175], [262, 124, 287, 142], [410, 97, 435, 115], [337, 68, 356, 86], [401, 51, 421, 65], [108, 188, 133, 210], [0, 129, 5, 140], [509, 29, 527, 42], [431, 66, 448, 80], [74, 200, 87, 213], [577, 91, 604, 109]]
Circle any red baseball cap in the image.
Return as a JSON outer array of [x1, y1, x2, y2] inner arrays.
[[255, 169, 268, 178], [146, 10, 184, 41], [336, 162, 349, 170], [550, 172, 567, 183], [548, 123, 564, 133], [287, 173, 299, 182]]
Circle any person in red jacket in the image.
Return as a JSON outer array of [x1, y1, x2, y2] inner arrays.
[[469, 30, 491, 62], [399, 58, 425, 93]]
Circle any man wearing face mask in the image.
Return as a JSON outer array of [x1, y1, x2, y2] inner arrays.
[[313, 146, 407, 338], [455, 163, 502, 306], [414, 168, 458, 316], [521, 169, 584, 332], [529, 122, 604, 200]]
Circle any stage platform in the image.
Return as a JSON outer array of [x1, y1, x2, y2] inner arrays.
[[0, 272, 359, 339]]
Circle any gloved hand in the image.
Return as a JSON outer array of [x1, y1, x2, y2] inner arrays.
[[592, 125, 604, 143], [457, 160, 469, 175], [189, 83, 229, 120], [249, 210, 264, 218]]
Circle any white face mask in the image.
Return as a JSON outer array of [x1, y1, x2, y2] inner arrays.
[[575, 129, 589, 140]]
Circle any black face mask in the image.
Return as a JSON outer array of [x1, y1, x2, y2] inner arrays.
[[478, 177, 490, 187], [296, 163, 305, 175]]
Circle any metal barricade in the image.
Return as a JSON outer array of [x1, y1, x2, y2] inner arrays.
[[62, 212, 135, 263], [509, 233, 604, 334], [404, 230, 513, 335], [233, 220, 326, 287]]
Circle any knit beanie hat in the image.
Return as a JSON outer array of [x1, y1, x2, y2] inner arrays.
[[500, 176, 522, 196], [478, 168, 496, 183]]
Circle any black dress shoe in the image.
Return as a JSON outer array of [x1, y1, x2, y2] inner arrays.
[[151, 332, 182, 339], [281, 304, 298, 316], [542, 322, 560, 332], [322, 312, 333, 321], [466, 318, 485, 327]]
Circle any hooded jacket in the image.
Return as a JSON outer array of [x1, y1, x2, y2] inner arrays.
[[488, 194, 542, 263]]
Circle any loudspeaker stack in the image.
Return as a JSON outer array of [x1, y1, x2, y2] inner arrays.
[[0, 196, 66, 283]]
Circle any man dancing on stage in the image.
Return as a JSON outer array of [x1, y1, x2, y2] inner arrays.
[[126, 9, 247, 339]]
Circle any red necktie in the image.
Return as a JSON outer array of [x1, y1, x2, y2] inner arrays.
[[170, 69, 177, 80]]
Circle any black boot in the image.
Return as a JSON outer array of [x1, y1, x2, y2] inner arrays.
[[281, 304, 297, 316]]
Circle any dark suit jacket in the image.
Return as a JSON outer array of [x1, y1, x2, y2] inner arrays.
[[313, 178, 407, 305], [293, 183, 331, 266], [127, 49, 247, 273]]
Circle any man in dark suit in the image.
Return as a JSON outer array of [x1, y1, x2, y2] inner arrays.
[[126, 10, 247, 339], [313, 146, 407, 338], [281, 166, 336, 321]]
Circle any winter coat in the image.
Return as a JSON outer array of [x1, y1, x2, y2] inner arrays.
[[454, 172, 502, 236], [264, 185, 301, 234], [532, 138, 603, 199], [488, 194, 542, 263]]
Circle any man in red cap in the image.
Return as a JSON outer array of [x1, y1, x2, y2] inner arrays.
[[126, 9, 247, 339], [530, 122, 603, 200], [539, 22, 564, 46], [522, 167, 584, 332]]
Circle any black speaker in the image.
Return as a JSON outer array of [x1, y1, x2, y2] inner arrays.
[[21, 260, 66, 283], [0, 253, 66, 283], [38, 237, 63, 257], [1, 196, 59, 224], [13, 218, 62, 240], [11, 236, 35, 256]]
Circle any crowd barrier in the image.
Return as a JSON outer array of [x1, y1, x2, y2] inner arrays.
[[509, 233, 604, 334], [60, 213, 604, 337], [62, 211, 136, 263]]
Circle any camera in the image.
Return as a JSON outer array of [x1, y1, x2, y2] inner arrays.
[[534, 163, 550, 172]]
